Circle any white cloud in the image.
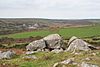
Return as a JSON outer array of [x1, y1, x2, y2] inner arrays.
[[0, 0, 100, 19]]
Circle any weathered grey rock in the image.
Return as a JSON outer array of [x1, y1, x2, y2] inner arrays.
[[25, 49, 45, 55], [81, 62, 99, 67], [26, 34, 66, 51], [43, 34, 64, 49], [26, 39, 46, 51], [67, 36, 96, 53], [0, 50, 15, 59], [23, 55, 37, 60], [53, 58, 76, 67], [74, 52, 82, 55], [26, 51, 37, 55], [68, 36, 77, 46], [67, 39, 91, 52], [44, 49, 50, 52], [37, 49, 42, 52], [60, 58, 74, 64], [51, 48, 63, 53], [85, 58, 92, 61], [82, 58, 92, 61]]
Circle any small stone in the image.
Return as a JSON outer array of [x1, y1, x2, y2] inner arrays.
[[26, 51, 37, 55], [72, 62, 78, 65], [23, 55, 37, 60], [85, 58, 92, 61], [51, 48, 63, 53], [53, 58, 76, 67], [82, 58, 92, 61], [74, 52, 82, 55], [44, 49, 50, 52], [92, 53, 96, 56], [81, 62, 99, 67], [37, 49, 42, 52], [53, 62, 59, 67], [60, 58, 75, 64]]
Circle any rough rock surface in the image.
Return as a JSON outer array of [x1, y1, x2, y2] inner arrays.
[[26, 39, 46, 51], [26, 34, 65, 51], [0, 50, 15, 59], [43, 34, 64, 49], [60, 58, 74, 64], [68, 36, 77, 46], [51, 48, 63, 53], [81, 62, 99, 67], [23, 55, 37, 60], [67, 36, 96, 53], [53, 58, 77, 67], [83, 58, 92, 61], [53, 60, 99, 67], [26, 51, 37, 55]]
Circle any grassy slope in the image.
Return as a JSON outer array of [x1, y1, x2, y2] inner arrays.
[[0, 25, 100, 67], [0, 51, 100, 67], [0, 25, 100, 39]]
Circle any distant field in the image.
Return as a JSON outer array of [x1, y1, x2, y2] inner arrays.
[[0, 25, 100, 39]]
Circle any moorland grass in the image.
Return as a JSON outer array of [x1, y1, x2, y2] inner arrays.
[[0, 25, 100, 39], [0, 51, 100, 67]]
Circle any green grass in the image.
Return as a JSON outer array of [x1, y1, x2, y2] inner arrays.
[[0, 25, 100, 39], [0, 30, 52, 39], [59, 25, 100, 38]]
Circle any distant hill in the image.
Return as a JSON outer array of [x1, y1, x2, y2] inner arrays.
[[0, 18, 100, 35], [0, 18, 100, 25]]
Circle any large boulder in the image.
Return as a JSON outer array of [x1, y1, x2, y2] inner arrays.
[[0, 50, 15, 59], [67, 36, 96, 53], [26, 39, 46, 51], [26, 34, 66, 51], [43, 34, 64, 49], [68, 36, 77, 46]]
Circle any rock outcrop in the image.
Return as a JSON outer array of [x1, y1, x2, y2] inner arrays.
[[0, 50, 15, 59], [26, 34, 64, 51], [26, 39, 46, 51], [43, 34, 64, 49], [67, 36, 96, 53], [26, 35, 96, 52], [68, 36, 77, 46]]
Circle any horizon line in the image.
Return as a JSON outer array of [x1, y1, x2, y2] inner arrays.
[[0, 17, 100, 20]]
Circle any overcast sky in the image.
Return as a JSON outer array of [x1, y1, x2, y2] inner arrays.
[[0, 0, 100, 19]]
